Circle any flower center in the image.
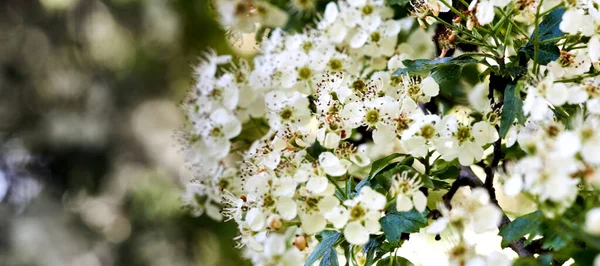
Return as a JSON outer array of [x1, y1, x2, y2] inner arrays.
[[396, 116, 413, 132], [328, 59, 343, 70], [298, 66, 313, 80], [420, 124, 436, 139], [407, 83, 421, 98], [365, 109, 380, 125], [352, 79, 368, 94], [362, 4, 374, 15], [558, 50, 574, 67], [211, 127, 223, 137], [302, 41, 313, 53], [350, 205, 366, 220], [370, 32, 381, 42], [455, 126, 471, 143], [280, 108, 293, 120]]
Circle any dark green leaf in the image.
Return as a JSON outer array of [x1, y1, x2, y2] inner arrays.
[[380, 209, 428, 245], [431, 161, 460, 180], [363, 236, 382, 266], [375, 256, 414, 266], [356, 153, 408, 192], [392, 57, 477, 76], [499, 211, 543, 248], [520, 8, 565, 65], [500, 83, 525, 138], [319, 247, 339, 266], [572, 250, 600, 266], [432, 179, 451, 190], [531, 8, 565, 41], [521, 43, 560, 65], [431, 64, 462, 84], [386, 0, 410, 6], [305, 231, 341, 266], [393, 58, 453, 75], [512, 257, 539, 266], [420, 174, 434, 189]]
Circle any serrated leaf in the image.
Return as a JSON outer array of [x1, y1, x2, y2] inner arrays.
[[499, 211, 543, 248], [319, 247, 339, 266], [305, 231, 341, 266], [376, 256, 414, 266], [380, 209, 428, 246], [500, 83, 525, 138]]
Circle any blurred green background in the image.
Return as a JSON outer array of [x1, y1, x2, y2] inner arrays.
[[0, 0, 250, 265]]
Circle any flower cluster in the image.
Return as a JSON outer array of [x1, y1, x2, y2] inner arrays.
[[180, 0, 600, 265]]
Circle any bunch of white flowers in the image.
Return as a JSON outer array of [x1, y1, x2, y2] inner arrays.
[[179, 0, 600, 265]]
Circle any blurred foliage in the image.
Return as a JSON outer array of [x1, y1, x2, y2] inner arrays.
[[0, 0, 249, 265]]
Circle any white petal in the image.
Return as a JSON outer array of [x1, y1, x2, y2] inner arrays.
[[421, 76, 440, 97], [585, 208, 600, 235], [325, 207, 350, 229], [396, 194, 414, 212], [301, 213, 326, 235], [277, 197, 298, 220], [546, 83, 569, 106], [472, 204, 502, 233], [350, 31, 369, 48], [319, 152, 347, 176], [359, 186, 387, 210], [475, 1, 495, 25], [344, 221, 370, 245], [503, 176, 523, 197], [307, 176, 329, 194], [246, 208, 266, 232], [323, 132, 341, 149], [555, 131, 581, 157], [324, 2, 339, 23], [427, 217, 448, 234], [372, 126, 397, 145], [413, 190, 428, 212]]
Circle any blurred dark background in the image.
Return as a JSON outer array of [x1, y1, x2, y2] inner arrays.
[[0, 0, 250, 265]]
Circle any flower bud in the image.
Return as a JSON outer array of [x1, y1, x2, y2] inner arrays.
[[293, 234, 308, 251], [267, 214, 283, 231]]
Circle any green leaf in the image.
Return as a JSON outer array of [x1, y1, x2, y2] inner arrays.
[[380, 209, 428, 246], [386, 0, 410, 6], [363, 236, 382, 266], [431, 64, 463, 84], [392, 57, 477, 76], [512, 257, 539, 266], [500, 82, 525, 138], [531, 8, 565, 41], [522, 43, 560, 65], [499, 211, 543, 248], [572, 250, 600, 266], [319, 247, 339, 266], [356, 153, 408, 192], [375, 256, 414, 266], [305, 231, 341, 266], [420, 174, 434, 189], [431, 162, 460, 180], [520, 8, 565, 65]]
